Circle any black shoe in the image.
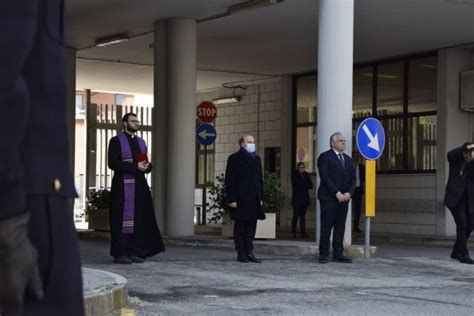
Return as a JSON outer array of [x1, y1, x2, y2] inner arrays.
[[319, 256, 329, 264], [128, 255, 145, 263], [246, 252, 262, 263], [334, 255, 353, 263], [459, 255, 474, 264], [301, 234, 310, 239], [353, 228, 362, 233], [450, 252, 462, 261], [113, 256, 133, 264], [237, 254, 249, 263]]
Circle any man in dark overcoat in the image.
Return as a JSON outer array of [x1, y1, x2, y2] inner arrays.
[[225, 135, 265, 263], [108, 113, 165, 264], [352, 151, 365, 233], [444, 142, 474, 264], [0, 1, 84, 315], [291, 162, 314, 238], [317, 132, 355, 264]]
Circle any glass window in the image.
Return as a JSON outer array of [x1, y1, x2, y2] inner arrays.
[[296, 75, 317, 124], [296, 126, 316, 173], [377, 62, 404, 115], [353, 67, 373, 119], [408, 116, 437, 170], [115, 94, 125, 106], [378, 117, 404, 171], [408, 57, 437, 113]]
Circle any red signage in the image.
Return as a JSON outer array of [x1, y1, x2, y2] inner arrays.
[[196, 101, 217, 123]]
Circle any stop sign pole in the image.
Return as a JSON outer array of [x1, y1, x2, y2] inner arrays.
[[196, 101, 217, 225]]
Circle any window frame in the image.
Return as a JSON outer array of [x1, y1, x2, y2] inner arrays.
[[292, 52, 438, 175]]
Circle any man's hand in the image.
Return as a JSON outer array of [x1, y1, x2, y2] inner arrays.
[[138, 161, 149, 172], [336, 193, 346, 203], [343, 193, 351, 201], [0, 213, 43, 316], [228, 202, 237, 208]]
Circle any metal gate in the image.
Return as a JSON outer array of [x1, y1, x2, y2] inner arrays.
[[85, 97, 153, 196]]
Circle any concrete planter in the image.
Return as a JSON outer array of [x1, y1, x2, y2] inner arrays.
[[222, 213, 276, 239], [87, 209, 110, 231]]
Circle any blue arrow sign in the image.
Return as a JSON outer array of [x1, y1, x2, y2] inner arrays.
[[196, 123, 217, 146], [356, 118, 385, 160]]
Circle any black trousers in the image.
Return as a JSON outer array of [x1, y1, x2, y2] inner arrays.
[[319, 200, 349, 258], [233, 220, 257, 254], [449, 195, 474, 258], [24, 196, 84, 316], [352, 187, 363, 229], [291, 205, 307, 235]]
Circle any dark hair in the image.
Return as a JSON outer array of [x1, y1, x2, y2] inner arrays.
[[297, 162, 305, 169], [239, 136, 245, 146], [122, 113, 137, 126]]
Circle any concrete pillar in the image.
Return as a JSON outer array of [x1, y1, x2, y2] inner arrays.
[[66, 47, 76, 174], [436, 48, 471, 236], [280, 75, 293, 229], [153, 19, 197, 236], [316, 0, 354, 245]]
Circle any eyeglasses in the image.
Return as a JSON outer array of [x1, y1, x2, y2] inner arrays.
[[129, 120, 141, 124]]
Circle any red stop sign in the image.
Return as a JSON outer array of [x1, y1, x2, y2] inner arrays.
[[196, 101, 217, 123]]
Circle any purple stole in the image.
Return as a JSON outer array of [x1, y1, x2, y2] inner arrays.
[[117, 132, 147, 234]]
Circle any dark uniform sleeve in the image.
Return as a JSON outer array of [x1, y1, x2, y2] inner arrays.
[[108, 137, 140, 175], [0, 1, 38, 220], [305, 172, 314, 190]]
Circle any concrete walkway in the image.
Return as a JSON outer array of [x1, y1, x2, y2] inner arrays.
[[80, 239, 474, 315]]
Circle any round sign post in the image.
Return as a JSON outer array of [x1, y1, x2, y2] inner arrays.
[[196, 101, 218, 225], [356, 118, 385, 259]]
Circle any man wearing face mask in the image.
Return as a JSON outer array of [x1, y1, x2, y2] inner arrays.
[[225, 135, 265, 263]]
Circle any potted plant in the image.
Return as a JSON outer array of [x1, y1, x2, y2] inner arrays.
[[208, 172, 285, 239], [85, 189, 111, 231]]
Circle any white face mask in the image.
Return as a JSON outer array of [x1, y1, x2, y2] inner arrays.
[[246, 143, 256, 154]]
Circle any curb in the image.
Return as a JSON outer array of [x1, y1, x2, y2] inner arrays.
[[83, 268, 128, 316]]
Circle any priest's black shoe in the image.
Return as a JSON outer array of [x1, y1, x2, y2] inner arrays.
[[450, 252, 462, 261], [128, 255, 145, 263], [319, 256, 329, 264], [237, 254, 249, 263], [459, 255, 474, 264], [246, 252, 262, 263], [113, 256, 133, 264], [334, 255, 353, 263]]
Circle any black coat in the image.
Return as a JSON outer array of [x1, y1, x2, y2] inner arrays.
[[444, 143, 474, 213], [317, 150, 356, 201], [354, 163, 365, 192], [291, 171, 314, 207], [0, 1, 83, 314], [225, 149, 265, 221]]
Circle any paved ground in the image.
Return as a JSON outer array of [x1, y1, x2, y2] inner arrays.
[[80, 240, 474, 315]]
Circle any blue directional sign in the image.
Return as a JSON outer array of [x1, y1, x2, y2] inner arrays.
[[356, 118, 385, 160], [196, 123, 217, 146]]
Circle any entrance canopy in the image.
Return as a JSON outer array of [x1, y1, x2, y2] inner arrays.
[[67, 0, 474, 94]]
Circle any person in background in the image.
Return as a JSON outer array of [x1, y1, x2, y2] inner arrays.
[[291, 162, 313, 238], [352, 151, 365, 233]]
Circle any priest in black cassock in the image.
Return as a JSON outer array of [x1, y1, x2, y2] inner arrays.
[[108, 113, 165, 264]]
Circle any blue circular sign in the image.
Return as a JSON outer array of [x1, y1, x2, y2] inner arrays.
[[196, 123, 217, 146], [356, 118, 385, 160]]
